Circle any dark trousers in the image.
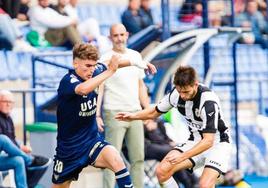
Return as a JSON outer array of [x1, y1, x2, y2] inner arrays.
[[45, 26, 82, 47]]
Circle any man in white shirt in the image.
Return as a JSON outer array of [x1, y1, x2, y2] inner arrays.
[[97, 23, 155, 188], [28, 0, 81, 46]]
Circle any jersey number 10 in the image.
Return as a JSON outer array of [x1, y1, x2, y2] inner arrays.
[[54, 160, 63, 173]]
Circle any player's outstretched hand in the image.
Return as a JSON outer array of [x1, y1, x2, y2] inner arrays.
[[115, 112, 134, 122], [130, 60, 157, 74], [145, 62, 157, 75]]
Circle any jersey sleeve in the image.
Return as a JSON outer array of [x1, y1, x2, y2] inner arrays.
[[156, 88, 178, 113], [136, 54, 146, 79], [200, 101, 219, 133], [92, 62, 107, 77], [58, 75, 81, 97]]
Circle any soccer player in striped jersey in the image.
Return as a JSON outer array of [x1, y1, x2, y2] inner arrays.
[[116, 65, 231, 188], [52, 43, 156, 188]]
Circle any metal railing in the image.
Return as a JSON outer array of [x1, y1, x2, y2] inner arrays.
[[10, 88, 57, 145]]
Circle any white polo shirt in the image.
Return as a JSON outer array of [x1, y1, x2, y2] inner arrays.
[[100, 48, 145, 111]]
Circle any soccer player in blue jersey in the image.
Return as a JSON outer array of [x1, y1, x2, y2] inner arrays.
[[52, 43, 156, 188]]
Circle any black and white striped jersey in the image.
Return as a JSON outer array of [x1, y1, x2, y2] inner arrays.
[[156, 84, 230, 143]]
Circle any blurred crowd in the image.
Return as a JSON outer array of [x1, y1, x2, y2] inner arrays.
[[179, 0, 268, 48], [0, 0, 156, 53], [0, 0, 268, 53], [0, 0, 267, 52]]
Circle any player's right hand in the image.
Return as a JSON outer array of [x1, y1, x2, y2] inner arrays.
[[108, 55, 120, 73], [115, 112, 133, 122]]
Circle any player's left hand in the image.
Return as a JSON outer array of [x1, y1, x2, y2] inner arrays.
[[165, 150, 184, 165]]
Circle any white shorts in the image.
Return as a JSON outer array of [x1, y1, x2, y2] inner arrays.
[[174, 141, 231, 175]]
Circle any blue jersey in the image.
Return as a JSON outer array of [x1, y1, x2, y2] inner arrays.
[[55, 63, 107, 162]]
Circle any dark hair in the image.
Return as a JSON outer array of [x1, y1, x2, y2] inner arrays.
[[173, 66, 198, 87], [73, 43, 99, 61]]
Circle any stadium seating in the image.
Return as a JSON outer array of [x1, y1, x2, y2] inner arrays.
[[1, 36, 267, 110]]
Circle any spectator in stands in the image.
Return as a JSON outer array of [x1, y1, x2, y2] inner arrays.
[[53, 0, 111, 54], [0, 9, 36, 51], [235, 0, 268, 48], [97, 23, 156, 188], [256, 0, 267, 16], [17, 0, 30, 21], [0, 134, 32, 188], [139, 0, 154, 27], [0, 90, 50, 188], [0, 90, 31, 152], [208, 1, 224, 27], [28, 0, 82, 48], [0, 90, 50, 184], [0, 0, 21, 18], [222, 0, 246, 26], [178, 0, 202, 26], [235, 0, 246, 14], [122, 0, 153, 35], [144, 119, 199, 188]]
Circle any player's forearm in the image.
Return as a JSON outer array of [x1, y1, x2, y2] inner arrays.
[[75, 70, 114, 95], [118, 59, 131, 68], [182, 136, 214, 161], [139, 80, 150, 109], [132, 107, 160, 120]]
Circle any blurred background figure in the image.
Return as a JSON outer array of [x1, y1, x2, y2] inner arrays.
[[0, 0, 21, 19], [139, 0, 154, 28], [53, 0, 111, 54], [235, 0, 268, 48], [0, 8, 36, 51], [28, 0, 82, 48], [122, 0, 143, 35], [0, 90, 50, 188], [122, 0, 155, 36], [178, 0, 203, 26], [17, 0, 30, 22]]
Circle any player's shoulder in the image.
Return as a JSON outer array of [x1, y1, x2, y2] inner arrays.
[[167, 87, 179, 106], [199, 84, 220, 104], [60, 70, 79, 84]]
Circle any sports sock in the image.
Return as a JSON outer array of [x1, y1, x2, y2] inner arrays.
[[160, 177, 179, 188], [115, 168, 133, 188]]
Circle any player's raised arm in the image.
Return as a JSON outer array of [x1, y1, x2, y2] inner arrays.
[[104, 58, 157, 75], [74, 50, 120, 96]]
